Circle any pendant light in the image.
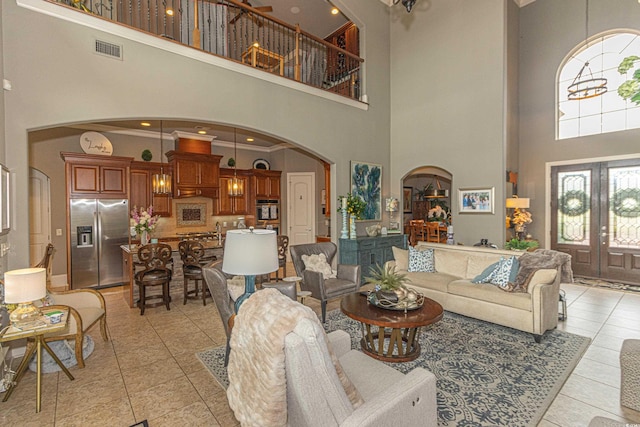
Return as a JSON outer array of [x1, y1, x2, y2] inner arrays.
[[228, 128, 244, 197], [152, 121, 172, 195], [567, 0, 607, 100]]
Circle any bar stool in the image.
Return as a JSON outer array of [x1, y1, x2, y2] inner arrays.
[[179, 241, 215, 305], [135, 243, 173, 315]]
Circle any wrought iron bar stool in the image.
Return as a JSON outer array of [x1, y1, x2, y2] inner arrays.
[[179, 241, 216, 305], [134, 243, 173, 315]]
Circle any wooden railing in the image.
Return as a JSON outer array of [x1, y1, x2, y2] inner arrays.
[[51, 0, 364, 100]]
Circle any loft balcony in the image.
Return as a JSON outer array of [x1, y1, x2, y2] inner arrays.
[[50, 0, 364, 101]]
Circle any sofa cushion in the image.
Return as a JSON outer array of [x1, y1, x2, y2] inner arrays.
[[404, 272, 460, 293], [408, 247, 436, 273], [392, 246, 409, 271], [432, 248, 469, 277], [448, 279, 532, 311], [302, 253, 337, 279]]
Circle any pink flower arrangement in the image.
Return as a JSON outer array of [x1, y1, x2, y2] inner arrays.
[[131, 205, 160, 234]]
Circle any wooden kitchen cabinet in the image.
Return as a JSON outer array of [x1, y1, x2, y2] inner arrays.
[[217, 168, 250, 215], [166, 151, 222, 199], [130, 161, 172, 217], [61, 152, 131, 198], [253, 170, 281, 199]]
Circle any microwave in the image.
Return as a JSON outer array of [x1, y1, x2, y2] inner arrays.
[[256, 201, 279, 221]]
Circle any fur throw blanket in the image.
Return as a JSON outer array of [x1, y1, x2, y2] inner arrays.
[[512, 249, 573, 292], [226, 288, 362, 427]]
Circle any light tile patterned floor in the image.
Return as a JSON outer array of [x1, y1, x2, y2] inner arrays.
[[1, 277, 640, 426]]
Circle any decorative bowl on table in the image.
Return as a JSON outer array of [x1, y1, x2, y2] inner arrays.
[[367, 288, 424, 312], [365, 224, 381, 237]]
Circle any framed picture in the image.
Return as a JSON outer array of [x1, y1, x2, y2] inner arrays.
[[403, 187, 413, 213], [351, 161, 382, 220], [458, 187, 495, 214]]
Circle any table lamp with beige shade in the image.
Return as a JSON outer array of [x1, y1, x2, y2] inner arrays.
[[223, 228, 278, 313], [4, 268, 47, 327], [506, 196, 532, 240]]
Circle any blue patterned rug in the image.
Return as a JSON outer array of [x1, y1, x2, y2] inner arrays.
[[197, 310, 590, 427]]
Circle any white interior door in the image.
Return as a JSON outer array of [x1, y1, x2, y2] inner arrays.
[[288, 173, 316, 247], [29, 168, 51, 265]]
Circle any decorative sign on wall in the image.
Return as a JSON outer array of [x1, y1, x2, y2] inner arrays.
[[80, 131, 113, 156], [177, 203, 207, 227]]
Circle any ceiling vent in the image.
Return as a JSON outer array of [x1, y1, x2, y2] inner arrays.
[[94, 39, 123, 60]]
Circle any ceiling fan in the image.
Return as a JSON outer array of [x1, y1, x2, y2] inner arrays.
[[228, 0, 273, 27]]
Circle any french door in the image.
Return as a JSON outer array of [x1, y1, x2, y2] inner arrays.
[[551, 159, 640, 284]]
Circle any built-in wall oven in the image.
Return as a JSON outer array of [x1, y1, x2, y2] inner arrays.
[[256, 200, 279, 221]]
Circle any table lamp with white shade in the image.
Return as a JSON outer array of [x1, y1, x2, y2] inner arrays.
[[223, 228, 278, 313], [4, 267, 47, 327]]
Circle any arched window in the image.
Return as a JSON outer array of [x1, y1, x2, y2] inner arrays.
[[558, 31, 640, 140]]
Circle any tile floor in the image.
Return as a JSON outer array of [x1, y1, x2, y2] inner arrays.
[[1, 280, 640, 426]]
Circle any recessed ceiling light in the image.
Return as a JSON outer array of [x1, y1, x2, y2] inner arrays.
[[246, 137, 254, 142], [331, 7, 339, 15], [140, 122, 151, 127], [290, 6, 300, 14]]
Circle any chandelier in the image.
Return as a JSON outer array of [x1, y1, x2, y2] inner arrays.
[[228, 129, 244, 197], [393, 0, 416, 13], [152, 121, 172, 195]]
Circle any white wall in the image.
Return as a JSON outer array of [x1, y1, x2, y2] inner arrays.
[[390, 0, 508, 245], [2, 0, 391, 269], [518, 0, 640, 242]]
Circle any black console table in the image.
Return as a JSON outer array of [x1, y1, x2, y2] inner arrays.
[[339, 234, 408, 284]]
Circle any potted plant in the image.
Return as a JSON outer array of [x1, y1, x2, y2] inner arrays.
[[365, 264, 417, 302], [505, 238, 539, 251]]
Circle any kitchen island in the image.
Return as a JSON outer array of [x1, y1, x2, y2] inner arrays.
[[120, 240, 224, 308]]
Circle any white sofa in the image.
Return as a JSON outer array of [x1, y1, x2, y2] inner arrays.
[[385, 242, 562, 342]]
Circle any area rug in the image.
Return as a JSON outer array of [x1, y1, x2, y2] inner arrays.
[[197, 310, 590, 427], [575, 276, 640, 293], [28, 335, 94, 373]]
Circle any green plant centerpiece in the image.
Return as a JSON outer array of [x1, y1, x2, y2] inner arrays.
[[365, 264, 423, 311], [505, 238, 539, 251]]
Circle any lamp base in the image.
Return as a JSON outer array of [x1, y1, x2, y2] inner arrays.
[[9, 302, 42, 327], [234, 275, 257, 313]]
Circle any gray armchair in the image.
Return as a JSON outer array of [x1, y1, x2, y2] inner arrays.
[[290, 242, 361, 323]]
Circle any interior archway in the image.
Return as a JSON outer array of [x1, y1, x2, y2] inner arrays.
[[401, 166, 452, 234]]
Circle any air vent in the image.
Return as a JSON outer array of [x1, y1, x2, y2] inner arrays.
[[94, 40, 123, 60]]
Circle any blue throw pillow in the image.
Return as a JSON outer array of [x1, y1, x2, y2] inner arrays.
[[408, 247, 436, 272], [472, 256, 520, 290]]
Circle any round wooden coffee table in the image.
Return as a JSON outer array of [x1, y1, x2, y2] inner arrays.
[[340, 292, 444, 363]]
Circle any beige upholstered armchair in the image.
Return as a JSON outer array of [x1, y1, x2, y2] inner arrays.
[[290, 242, 361, 323], [34, 244, 108, 368]]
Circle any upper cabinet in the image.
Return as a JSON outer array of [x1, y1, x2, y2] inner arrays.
[[166, 151, 222, 199], [130, 161, 172, 217], [61, 152, 131, 199], [217, 168, 250, 215], [253, 170, 281, 199]]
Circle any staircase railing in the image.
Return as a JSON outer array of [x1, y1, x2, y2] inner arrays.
[[51, 0, 364, 100]]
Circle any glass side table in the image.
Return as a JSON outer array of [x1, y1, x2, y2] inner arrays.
[[283, 276, 311, 304], [0, 308, 74, 412]]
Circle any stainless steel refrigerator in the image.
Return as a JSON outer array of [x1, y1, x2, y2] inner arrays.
[[70, 199, 129, 289]]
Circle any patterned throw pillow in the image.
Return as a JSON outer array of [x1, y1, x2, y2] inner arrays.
[[302, 253, 337, 279], [472, 256, 519, 290], [408, 246, 436, 272]]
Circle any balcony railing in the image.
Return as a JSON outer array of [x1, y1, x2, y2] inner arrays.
[[52, 0, 364, 100]]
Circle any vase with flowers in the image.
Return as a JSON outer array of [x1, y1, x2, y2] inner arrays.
[[511, 208, 532, 240], [131, 205, 160, 245], [338, 193, 366, 239]]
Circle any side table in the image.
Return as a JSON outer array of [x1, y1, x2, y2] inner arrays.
[[283, 276, 311, 304], [0, 308, 75, 412]]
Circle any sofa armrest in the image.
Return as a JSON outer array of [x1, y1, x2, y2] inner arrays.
[[341, 368, 438, 427], [327, 330, 351, 358], [337, 264, 361, 288], [527, 268, 561, 335]]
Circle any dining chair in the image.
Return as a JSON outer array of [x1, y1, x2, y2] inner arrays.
[[409, 220, 426, 245], [134, 243, 173, 315], [426, 222, 440, 243]]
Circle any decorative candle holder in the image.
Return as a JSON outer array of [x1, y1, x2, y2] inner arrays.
[[341, 209, 349, 239]]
